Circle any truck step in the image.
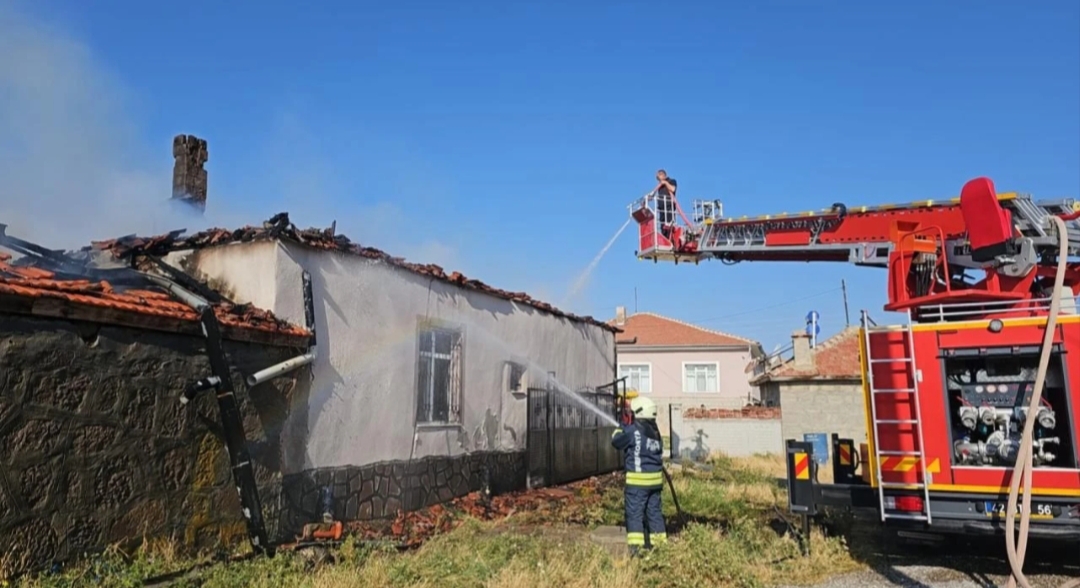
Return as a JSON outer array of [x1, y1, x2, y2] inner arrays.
[[879, 481, 926, 489], [883, 513, 930, 521], [876, 419, 919, 425], [873, 388, 916, 393], [870, 358, 914, 363], [878, 450, 922, 456]]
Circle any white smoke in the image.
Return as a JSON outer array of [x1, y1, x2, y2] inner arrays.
[[0, 2, 460, 272]]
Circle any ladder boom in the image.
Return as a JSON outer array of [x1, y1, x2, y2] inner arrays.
[[628, 179, 1080, 317]]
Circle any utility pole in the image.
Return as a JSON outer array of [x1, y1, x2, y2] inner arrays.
[[841, 279, 850, 327]]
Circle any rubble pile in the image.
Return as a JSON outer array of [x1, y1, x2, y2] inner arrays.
[[348, 473, 621, 547], [91, 213, 613, 330]]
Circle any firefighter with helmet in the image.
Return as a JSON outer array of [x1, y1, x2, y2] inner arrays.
[[610, 395, 666, 554]]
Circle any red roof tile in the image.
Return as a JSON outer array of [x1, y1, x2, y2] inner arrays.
[[684, 406, 781, 420], [608, 312, 754, 347], [752, 327, 861, 382], [90, 213, 618, 333], [0, 256, 310, 347]]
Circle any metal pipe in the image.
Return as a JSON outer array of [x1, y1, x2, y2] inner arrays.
[[140, 272, 210, 311], [245, 351, 316, 387], [181, 376, 221, 404]]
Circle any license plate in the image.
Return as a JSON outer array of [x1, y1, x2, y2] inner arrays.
[[984, 501, 1055, 519]]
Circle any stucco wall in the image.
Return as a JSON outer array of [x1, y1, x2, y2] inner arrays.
[[0, 315, 306, 579], [668, 404, 782, 459], [187, 240, 616, 523], [617, 347, 754, 435], [770, 380, 867, 449]]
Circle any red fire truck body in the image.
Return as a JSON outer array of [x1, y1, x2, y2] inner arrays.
[[630, 178, 1080, 538]]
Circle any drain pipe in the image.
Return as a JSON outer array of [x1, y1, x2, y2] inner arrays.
[[139, 270, 272, 554], [244, 271, 319, 387], [246, 352, 316, 387], [142, 272, 210, 312]]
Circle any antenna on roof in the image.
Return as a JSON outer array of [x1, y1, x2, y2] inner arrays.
[[806, 310, 820, 348]]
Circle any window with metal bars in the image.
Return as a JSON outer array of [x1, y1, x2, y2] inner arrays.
[[416, 324, 463, 424], [505, 361, 527, 393]]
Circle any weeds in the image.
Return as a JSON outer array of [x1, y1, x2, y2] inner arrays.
[[11, 454, 861, 588]]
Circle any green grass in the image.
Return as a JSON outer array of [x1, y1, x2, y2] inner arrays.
[[11, 454, 861, 588]]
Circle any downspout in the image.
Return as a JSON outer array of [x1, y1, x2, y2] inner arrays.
[[142, 271, 272, 555], [243, 271, 319, 387], [612, 329, 619, 392]]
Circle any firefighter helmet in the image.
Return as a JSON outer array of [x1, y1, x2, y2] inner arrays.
[[630, 396, 657, 420]]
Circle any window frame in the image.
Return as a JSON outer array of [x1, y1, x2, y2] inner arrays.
[[617, 362, 653, 394], [505, 360, 527, 395], [681, 361, 720, 394], [415, 318, 465, 427]]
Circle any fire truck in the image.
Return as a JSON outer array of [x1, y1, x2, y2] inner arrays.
[[628, 177, 1080, 543]]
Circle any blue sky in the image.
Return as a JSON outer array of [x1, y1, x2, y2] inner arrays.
[[2, 0, 1078, 351]]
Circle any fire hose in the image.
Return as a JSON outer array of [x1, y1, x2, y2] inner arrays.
[[662, 466, 686, 527], [1004, 214, 1079, 588]]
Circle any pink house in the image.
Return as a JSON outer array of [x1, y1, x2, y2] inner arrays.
[[609, 308, 763, 435]]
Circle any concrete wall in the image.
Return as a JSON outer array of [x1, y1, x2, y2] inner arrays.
[[617, 347, 755, 435], [765, 380, 867, 448], [187, 241, 616, 523], [0, 315, 306, 579], [668, 404, 783, 460]]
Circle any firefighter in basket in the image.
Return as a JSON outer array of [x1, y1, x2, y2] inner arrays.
[[611, 395, 666, 555]]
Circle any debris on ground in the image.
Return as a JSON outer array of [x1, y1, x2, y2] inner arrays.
[[347, 474, 621, 548]]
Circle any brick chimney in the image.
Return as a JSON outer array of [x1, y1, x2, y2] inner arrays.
[[792, 330, 814, 369], [615, 306, 627, 326], [171, 134, 208, 213]]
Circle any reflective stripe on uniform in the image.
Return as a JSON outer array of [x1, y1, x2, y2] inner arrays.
[[612, 428, 622, 438], [626, 532, 646, 546], [625, 471, 663, 486], [651, 532, 667, 543]]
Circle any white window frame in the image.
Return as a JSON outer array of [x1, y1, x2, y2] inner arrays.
[[617, 362, 653, 394], [416, 321, 464, 426], [681, 361, 720, 394]]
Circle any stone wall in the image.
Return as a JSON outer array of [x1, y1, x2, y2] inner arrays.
[[279, 451, 526, 535], [0, 314, 308, 579]]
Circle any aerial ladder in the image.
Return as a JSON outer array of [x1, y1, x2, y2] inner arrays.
[[629, 178, 1080, 585], [631, 182, 1080, 315]]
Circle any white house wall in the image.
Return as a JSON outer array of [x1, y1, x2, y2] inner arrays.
[[181, 241, 281, 312], [188, 240, 615, 522]]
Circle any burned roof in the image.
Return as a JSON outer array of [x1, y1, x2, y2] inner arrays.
[[0, 228, 310, 347], [91, 213, 619, 333]]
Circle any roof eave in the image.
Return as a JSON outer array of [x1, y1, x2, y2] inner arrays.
[[752, 374, 862, 384], [0, 293, 312, 348], [616, 343, 753, 352], [182, 236, 619, 333]]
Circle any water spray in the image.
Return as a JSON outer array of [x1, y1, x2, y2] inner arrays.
[[561, 218, 633, 307]]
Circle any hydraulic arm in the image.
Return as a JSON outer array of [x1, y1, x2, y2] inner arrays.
[[629, 178, 1080, 317]]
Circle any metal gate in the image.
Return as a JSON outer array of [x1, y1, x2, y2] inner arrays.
[[526, 382, 622, 488]]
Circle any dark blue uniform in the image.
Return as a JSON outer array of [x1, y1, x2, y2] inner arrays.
[[611, 420, 667, 551]]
